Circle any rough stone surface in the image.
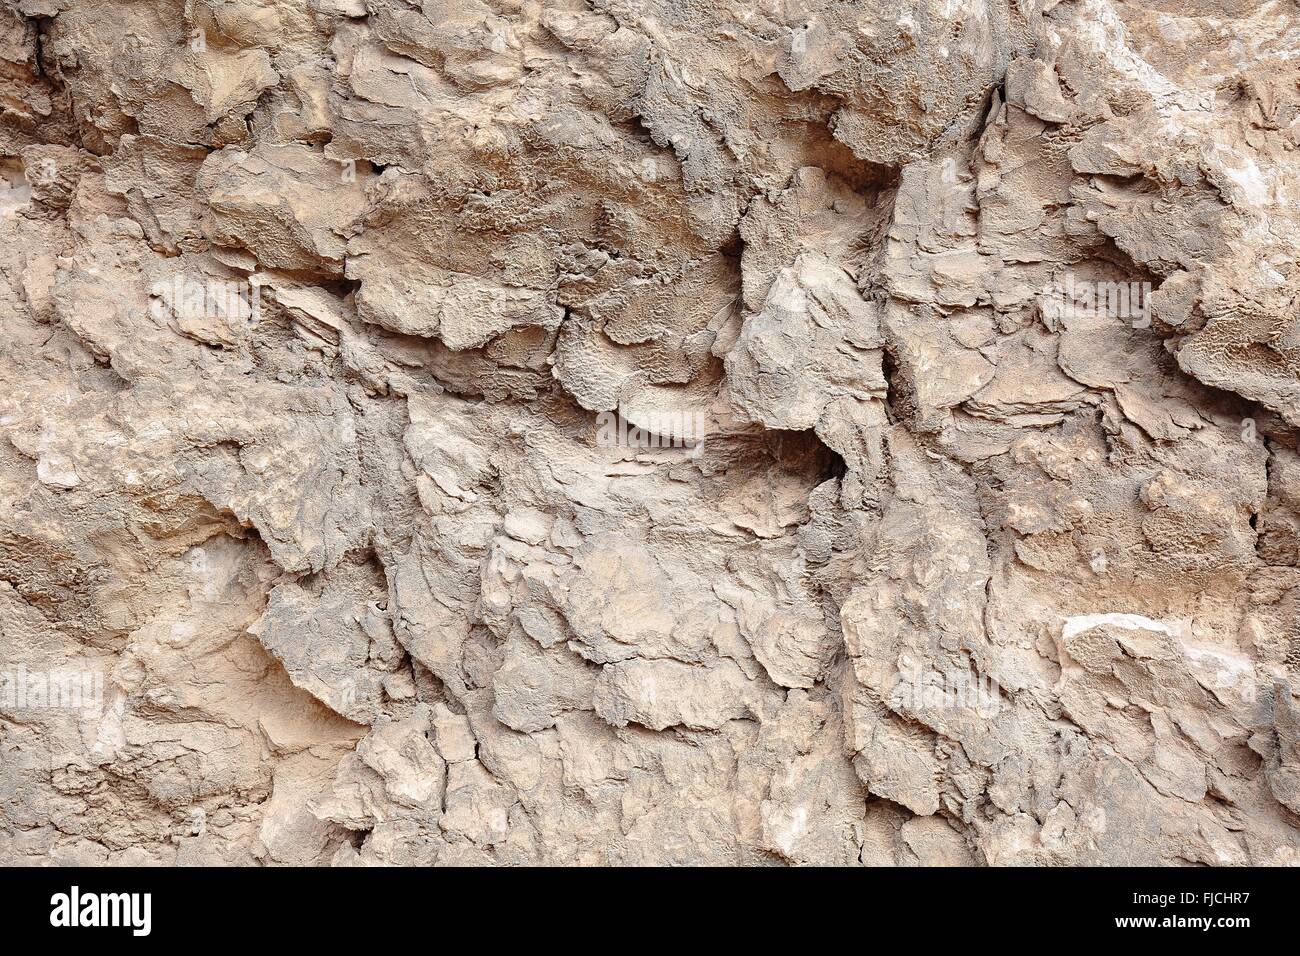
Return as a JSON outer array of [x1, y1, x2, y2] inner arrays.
[[1, 0, 1299, 866]]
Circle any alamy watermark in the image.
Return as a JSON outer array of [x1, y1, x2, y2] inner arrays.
[[50, 886, 151, 936], [595, 409, 707, 450], [1, 665, 107, 711], [32, 157, 58, 185], [1054, 273, 1153, 329], [887, 655, 1003, 716], [149, 274, 261, 328]]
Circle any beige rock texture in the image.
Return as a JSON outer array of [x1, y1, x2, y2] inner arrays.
[[1, 0, 1299, 866]]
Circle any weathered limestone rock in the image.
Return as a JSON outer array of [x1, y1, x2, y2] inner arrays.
[[2, 0, 1299, 867]]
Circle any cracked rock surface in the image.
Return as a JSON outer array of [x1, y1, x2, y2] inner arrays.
[[2, 0, 1300, 866]]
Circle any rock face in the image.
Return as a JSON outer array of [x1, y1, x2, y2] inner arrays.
[[1, 0, 1299, 867]]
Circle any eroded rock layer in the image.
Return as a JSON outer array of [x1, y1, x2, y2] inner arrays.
[[2, 0, 1299, 865]]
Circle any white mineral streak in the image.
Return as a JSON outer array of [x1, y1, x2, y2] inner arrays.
[[1, 0, 1299, 866], [1061, 613, 1182, 641]]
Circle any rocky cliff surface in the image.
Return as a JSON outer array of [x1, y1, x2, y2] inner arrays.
[[2, 0, 1299, 865]]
